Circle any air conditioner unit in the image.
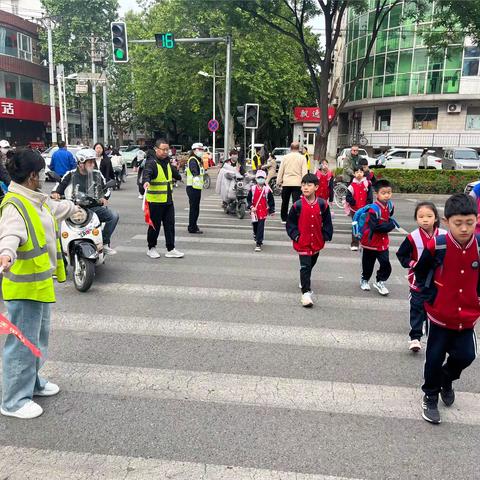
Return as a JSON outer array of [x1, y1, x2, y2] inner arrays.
[[447, 103, 462, 113]]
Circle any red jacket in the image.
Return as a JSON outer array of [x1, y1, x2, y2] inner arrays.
[[251, 185, 269, 220], [360, 201, 396, 251], [346, 178, 372, 213], [315, 170, 333, 202], [425, 233, 480, 330]]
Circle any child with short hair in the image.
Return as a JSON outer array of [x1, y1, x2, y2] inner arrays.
[[247, 170, 275, 252], [346, 166, 373, 251], [414, 193, 480, 424], [315, 159, 334, 203], [358, 157, 376, 185], [360, 179, 396, 295], [396, 202, 446, 352], [286, 173, 333, 307]]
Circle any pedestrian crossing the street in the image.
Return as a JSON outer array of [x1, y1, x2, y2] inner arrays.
[[1, 178, 479, 479]]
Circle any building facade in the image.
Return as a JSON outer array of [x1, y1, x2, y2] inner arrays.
[[336, 1, 480, 154]]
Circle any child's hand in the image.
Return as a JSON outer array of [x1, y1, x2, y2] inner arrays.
[[251, 207, 257, 213]]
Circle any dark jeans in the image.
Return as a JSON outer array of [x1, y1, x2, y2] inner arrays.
[[147, 202, 175, 251], [361, 248, 391, 282], [349, 212, 359, 247], [422, 322, 477, 396], [409, 289, 429, 340], [299, 253, 319, 293], [281, 186, 301, 222], [186, 186, 202, 232], [253, 219, 266, 246], [90, 206, 119, 246]]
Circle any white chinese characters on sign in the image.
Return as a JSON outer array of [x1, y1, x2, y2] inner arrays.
[[1, 102, 14, 116]]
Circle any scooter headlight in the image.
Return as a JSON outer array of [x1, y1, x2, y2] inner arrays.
[[69, 209, 88, 225]]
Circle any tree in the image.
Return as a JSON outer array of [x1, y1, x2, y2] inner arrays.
[[217, 0, 408, 161]]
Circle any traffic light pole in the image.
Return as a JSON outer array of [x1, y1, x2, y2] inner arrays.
[[130, 36, 232, 155], [91, 36, 98, 145], [46, 19, 57, 145]]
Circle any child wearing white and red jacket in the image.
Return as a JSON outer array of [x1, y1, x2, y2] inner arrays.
[[346, 166, 373, 251], [286, 173, 333, 308], [247, 170, 275, 252], [413, 193, 480, 425], [315, 159, 334, 203], [396, 202, 447, 353], [360, 179, 396, 296]]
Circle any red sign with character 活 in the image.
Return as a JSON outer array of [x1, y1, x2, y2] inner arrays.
[[293, 106, 336, 123], [0, 98, 59, 123]]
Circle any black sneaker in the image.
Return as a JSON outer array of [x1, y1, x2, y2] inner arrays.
[[440, 386, 455, 407], [422, 395, 441, 424]]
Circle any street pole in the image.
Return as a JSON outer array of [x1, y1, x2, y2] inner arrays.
[[223, 35, 232, 158], [251, 129, 255, 162], [103, 79, 108, 145], [47, 19, 57, 145], [56, 67, 64, 142], [212, 61, 216, 164], [62, 73, 68, 144], [91, 36, 97, 145]]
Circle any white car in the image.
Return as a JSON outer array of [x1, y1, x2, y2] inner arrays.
[[383, 148, 441, 169], [464, 180, 480, 195], [336, 148, 376, 168], [272, 147, 290, 168]]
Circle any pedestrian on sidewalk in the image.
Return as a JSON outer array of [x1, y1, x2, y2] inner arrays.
[[345, 166, 373, 251], [413, 194, 480, 424], [143, 138, 184, 259], [186, 143, 205, 234], [247, 170, 275, 252], [359, 179, 396, 296], [396, 202, 446, 353], [94, 143, 114, 182], [49, 140, 76, 177], [286, 173, 333, 308], [0, 148, 79, 419], [277, 142, 308, 224]]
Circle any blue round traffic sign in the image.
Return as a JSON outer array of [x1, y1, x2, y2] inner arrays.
[[208, 119, 219, 132]]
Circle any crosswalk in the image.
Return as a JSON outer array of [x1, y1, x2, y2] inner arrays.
[[1, 177, 479, 479]]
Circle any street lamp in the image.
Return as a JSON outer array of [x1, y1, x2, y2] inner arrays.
[[198, 64, 218, 163]]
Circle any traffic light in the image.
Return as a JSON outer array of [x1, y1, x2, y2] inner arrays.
[[236, 105, 245, 126], [111, 21, 128, 63], [245, 103, 259, 129]]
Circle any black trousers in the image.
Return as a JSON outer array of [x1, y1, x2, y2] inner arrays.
[[422, 322, 477, 396], [281, 186, 301, 222], [349, 212, 359, 247], [409, 289, 429, 340], [361, 248, 392, 282], [299, 253, 319, 293], [252, 219, 266, 246], [186, 186, 202, 232], [147, 202, 175, 251]]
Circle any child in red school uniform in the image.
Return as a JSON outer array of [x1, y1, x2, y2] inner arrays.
[[413, 194, 480, 424], [396, 202, 447, 353], [247, 170, 275, 252], [315, 159, 334, 203], [346, 166, 373, 251], [358, 157, 376, 186], [286, 173, 333, 308]]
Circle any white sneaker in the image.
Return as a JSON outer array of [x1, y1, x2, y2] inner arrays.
[[281, 221, 286, 225], [254, 245, 262, 252], [103, 245, 117, 256], [1, 400, 43, 419], [301, 291, 313, 308], [34, 381, 60, 397], [360, 279, 371, 291], [138, 194, 143, 199], [147, 248, 161, 259], [373, 281, 389, 296], [350, 245, 359, 251], [165, 248, 184, 258], [409, 339, 422, 353]]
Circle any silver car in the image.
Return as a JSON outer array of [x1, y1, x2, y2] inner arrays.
[[442, 148, 480, 170]]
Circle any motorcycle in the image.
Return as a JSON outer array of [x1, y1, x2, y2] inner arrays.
[[51, 172, 116, 292], [111, 155, 126, 190], [223, 171, 254, 219]]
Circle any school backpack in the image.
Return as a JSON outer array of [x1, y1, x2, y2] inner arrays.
[[351, 201, 398, 240]]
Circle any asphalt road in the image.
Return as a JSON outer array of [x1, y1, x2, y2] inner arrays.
[[0, 170, 478, 479]]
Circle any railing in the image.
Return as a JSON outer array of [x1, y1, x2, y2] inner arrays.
[[337, 132, 480, 149]]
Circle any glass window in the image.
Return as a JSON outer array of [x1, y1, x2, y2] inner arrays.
[[0, 27, 18, 57], [389, 5, 402, 29], [373, 77, 383, 98], [352, 18, 359, 39], [411, 72, 426, 94], [398, 51, 412, 73], [20, 79, 33, 101], [354, 81, 363, 101], [396, 74, 410, 95], [428, 51, 444, 71], [445, 47, 462, 69], [464, 46, 480, 58], [427, 71, 442, 94], [358, 36, 366, 58], [359, 14, 368, 36], [368, 11, 377, 32], [415, 26, 427, 47], [443, 69, 460, 93], [385, 53, 398, 74], [5, 74, 17, 99], [383, 75, 395, 96], [400, 27, 414, 49], [374, 54, 385, 76], [413, 49, 428, 72], [375, 30, 387, 53], [413, 107, 438, 130], [350, 61, 357, 81], [351, 39, 358, 60], [375, 110, 391, 131], [387, 30, 400, 51], [17, 33, 32, 61], [364, 58, 374, 77], [463, 58, 479, 76], [466, 107, 480, 130]]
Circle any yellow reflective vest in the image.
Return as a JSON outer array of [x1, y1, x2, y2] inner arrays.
[[186, 156, 204, 190], [252, 154, 262, 171], [146, 162, 173, 203], [305, 152, 311, 171], [1, 192, 65, 303]]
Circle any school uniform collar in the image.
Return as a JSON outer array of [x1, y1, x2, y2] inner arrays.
[[447, 231, 475, 250]]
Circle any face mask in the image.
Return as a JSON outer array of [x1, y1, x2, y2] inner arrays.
[[256, 178, 265, 185], [194, 150, 204, 158]]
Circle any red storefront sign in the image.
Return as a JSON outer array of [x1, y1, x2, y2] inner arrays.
[[293, 106, 336, 123], [0, 98, 59, 123]]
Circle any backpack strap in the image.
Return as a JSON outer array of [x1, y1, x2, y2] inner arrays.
[[425, 235, 447, 288]]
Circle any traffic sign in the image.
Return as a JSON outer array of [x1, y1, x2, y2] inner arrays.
[[208, 119, 219, 132]]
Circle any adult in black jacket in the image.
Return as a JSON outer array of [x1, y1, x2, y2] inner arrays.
[[94, 143, 114, 182]]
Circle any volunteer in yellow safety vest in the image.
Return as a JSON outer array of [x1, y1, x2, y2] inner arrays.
[[0, 148, 81, 419], [186, 142, 205, 234], [303, 146, 311, 172], [251, 146, 263, 171], [143, 138, 184, 259]]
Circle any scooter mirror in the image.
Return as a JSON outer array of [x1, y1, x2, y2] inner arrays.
[[105, 179, 116, 189]]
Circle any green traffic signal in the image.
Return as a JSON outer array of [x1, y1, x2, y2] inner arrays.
[[115, 49, 125, 60], [111, 21, 129, 63]]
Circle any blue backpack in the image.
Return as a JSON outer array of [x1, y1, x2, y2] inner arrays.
[[352, 201, 398, 240]]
